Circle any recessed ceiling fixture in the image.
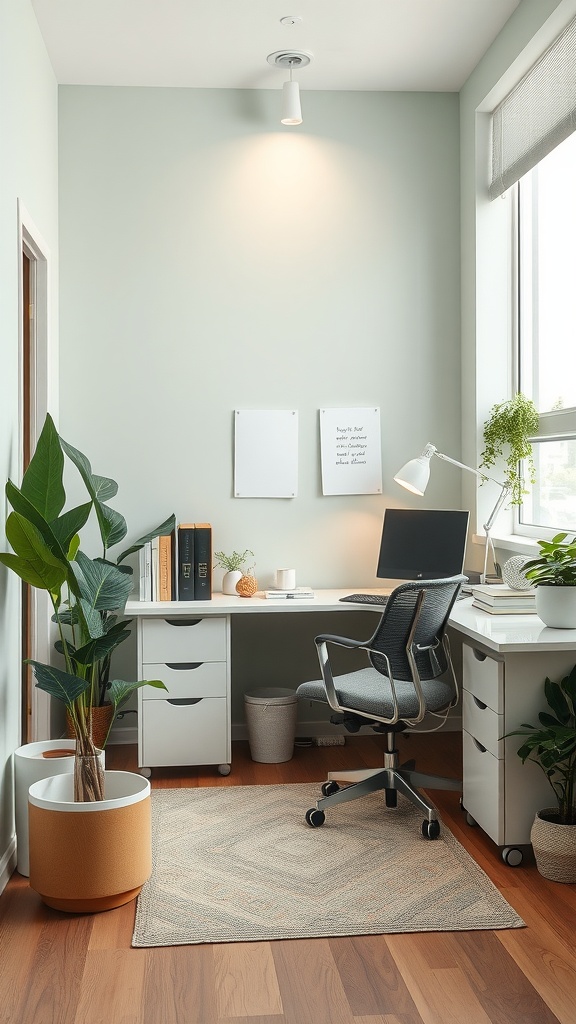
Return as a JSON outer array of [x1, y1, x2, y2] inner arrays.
[[267, 50, 312, 126]]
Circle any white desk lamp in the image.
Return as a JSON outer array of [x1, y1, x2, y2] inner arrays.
[[394, 443, 511, 585]]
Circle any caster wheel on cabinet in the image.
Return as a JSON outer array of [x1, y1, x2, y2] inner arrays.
[[422, 819, 441, 839], [502, 846, 523, 866], [139, 767, 152, 778], [465, 812, 478, 827], [305, 808, 326, 828], [218, 764, 231, 776]]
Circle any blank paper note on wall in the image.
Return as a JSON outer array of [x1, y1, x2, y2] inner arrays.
[[234, 410, 298, 498]]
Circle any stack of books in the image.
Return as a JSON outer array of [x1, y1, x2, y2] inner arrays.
[[264, 587, 315, 600], [139, 522, 212, 602], [471, 584, 536, 615]]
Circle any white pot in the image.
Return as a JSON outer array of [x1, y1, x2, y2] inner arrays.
[[28, 770, 151, 913], [14, 740, 77, 876], [535, 586, 576, 629], [222, 569, 243, 595]]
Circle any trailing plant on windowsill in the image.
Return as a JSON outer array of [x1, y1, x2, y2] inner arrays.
[[480, 393, 539, 505], [0, 414, 171, 800]]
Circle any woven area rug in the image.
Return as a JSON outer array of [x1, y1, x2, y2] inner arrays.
[[132, 783, 524, 947]]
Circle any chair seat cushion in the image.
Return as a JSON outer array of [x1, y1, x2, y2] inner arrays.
[[297, 667, 454, 721]]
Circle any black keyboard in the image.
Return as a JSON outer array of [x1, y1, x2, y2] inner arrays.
[[339, 593, 389, 605]]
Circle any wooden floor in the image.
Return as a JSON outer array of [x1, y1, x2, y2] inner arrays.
[[1, 733, 575, 1024]]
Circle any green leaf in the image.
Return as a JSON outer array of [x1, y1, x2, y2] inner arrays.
[[107, 677, 168, 714], [20, 413, 65, 520], [98, 503, 128, 550], [50, 502, 93, 553], [59, 435, 121, 551], [544, 677, 571, 724], [1, 513, 67, 592], [73, 551, 134, 612], [28, 659, 90, 709], [116, 514, 176, 564], [72, 629, 131, 667]]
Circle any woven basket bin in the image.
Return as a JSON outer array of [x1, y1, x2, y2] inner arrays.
[[531, 808, 576, 882], [244, 688, 298, 763]]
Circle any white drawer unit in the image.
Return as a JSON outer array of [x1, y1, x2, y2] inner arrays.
[[462, 642, 576, 865], [136, 614, 231, 777]]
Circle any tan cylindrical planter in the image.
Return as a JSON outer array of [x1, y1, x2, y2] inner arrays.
[[28, 770, 151, 913]]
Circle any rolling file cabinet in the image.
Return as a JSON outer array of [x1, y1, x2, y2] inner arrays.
[[461, 639, 576, 865], [136, 614, 232, 776]]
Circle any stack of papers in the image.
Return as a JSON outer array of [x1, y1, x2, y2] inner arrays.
[[471, 584, 536, 615], [264, 587, 315, 600]]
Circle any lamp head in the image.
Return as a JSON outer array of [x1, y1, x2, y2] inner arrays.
[[394, 443, 436, 496]]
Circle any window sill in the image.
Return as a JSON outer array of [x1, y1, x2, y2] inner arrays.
[[472, 533, 539, 556]]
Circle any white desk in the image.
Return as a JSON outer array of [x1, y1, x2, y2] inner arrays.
[[126, 592, 576, 862]]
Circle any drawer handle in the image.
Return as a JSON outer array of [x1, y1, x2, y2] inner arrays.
[[472, 738, 487, 753], [473, 696, 488, 710], [164, 618, 202, 627], [167, 698, 203, 706], [472, 648, 487, 662], [166, 663, 202, 671]]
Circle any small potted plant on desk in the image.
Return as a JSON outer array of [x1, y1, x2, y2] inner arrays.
[[0, 413, 171, 911], [214, 548, 255, 595], [505, 664, 576, 881], [523, 533, 576, 628]]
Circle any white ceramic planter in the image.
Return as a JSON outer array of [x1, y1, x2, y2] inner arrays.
[[222, 570, 243, 595], [535, 586, 576, 629], [14, 740, 77, 876], [28, 770, 151, 913]]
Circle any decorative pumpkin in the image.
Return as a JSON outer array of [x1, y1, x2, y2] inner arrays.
[[236, 574, 258, 598]]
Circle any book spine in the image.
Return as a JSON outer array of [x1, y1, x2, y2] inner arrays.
[[158, 534, 172, 601], [151, 537, 160, 602], [177, 525, 195, 601], [193, 523, 212, 600]]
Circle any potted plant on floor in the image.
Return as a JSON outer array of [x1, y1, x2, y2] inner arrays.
[[505, 664, 576, 881], [523, 533, 576, 628], [480, 392, 539, 506], [0, 413, 171, 910]]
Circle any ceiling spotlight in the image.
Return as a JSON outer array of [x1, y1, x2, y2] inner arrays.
[[267, 50, 312, 126]]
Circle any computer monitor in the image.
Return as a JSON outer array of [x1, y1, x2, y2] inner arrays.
[[376, 508, 469, 581]]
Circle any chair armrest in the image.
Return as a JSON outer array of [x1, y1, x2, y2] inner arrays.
[[314, 633, 367, 649]]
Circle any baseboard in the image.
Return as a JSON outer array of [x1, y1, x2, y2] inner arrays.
[[0, 837, 17, 896], [231, 714, 461, 743], [106, 724, 138, 745]]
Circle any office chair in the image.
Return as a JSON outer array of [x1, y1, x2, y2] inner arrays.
[[296, 576, 465, 838]]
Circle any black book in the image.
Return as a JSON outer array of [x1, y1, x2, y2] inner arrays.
[[193, 523, 212, 600], [177, 524, 195, 601]]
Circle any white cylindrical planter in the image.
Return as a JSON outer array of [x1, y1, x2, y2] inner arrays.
[[222, 570, 243, 595], [14, 740, 76, 876], [28, 770, 151, 913], [244, 687, 298, 763], [535, 586, 576, 628]]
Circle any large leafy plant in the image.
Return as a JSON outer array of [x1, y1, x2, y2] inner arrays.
[[0, 414, 171, 799], [524, 533, 576, 587], [505, 665, 576, 825]]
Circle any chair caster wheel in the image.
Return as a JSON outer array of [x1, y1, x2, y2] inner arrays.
[[321, 781, 340, 797], [305, 808, 326, 828], [502, 846, 523, 866], [218, 764, 231, 776], [422, 819, 440, 839]]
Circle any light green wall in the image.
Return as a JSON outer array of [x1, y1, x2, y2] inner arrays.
[[0, 0, 58, 879]]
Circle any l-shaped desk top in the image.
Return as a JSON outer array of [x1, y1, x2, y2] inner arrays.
[[125, 591, 576, 655]]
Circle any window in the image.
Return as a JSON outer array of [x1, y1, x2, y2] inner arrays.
[[515, 130, 576, 537]]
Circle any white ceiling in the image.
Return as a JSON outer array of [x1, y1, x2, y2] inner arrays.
[[32, 0, 521, 93]]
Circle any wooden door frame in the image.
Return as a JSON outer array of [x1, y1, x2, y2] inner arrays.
[[17, 200, 57, 742]]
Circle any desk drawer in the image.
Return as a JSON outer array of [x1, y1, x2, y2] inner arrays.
[[462, 729, 504, 846], [141, 616, 226, 662], [142, 661, 226, 699], [141, 698, 228, 766], [463, 644, 503, 714], [462, 690, 503, 758]]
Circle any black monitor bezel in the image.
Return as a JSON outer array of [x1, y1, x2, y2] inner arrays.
[[376, 508, 469, 581]]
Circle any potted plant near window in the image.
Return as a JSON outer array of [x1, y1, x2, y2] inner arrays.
[[505, 665, 576, 881], [214, 549, 254, 595], [480, 392, 539, 506], [523, 533, 576, 628], [0, 413, 171, 910]]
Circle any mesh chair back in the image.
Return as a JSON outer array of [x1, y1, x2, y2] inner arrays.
[[368, 576, 465, 682]]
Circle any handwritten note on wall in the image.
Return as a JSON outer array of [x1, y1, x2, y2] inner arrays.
[[320, 408, 382, 495]]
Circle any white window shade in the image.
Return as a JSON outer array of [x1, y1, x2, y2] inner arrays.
[[490, 15, 576, 199]]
